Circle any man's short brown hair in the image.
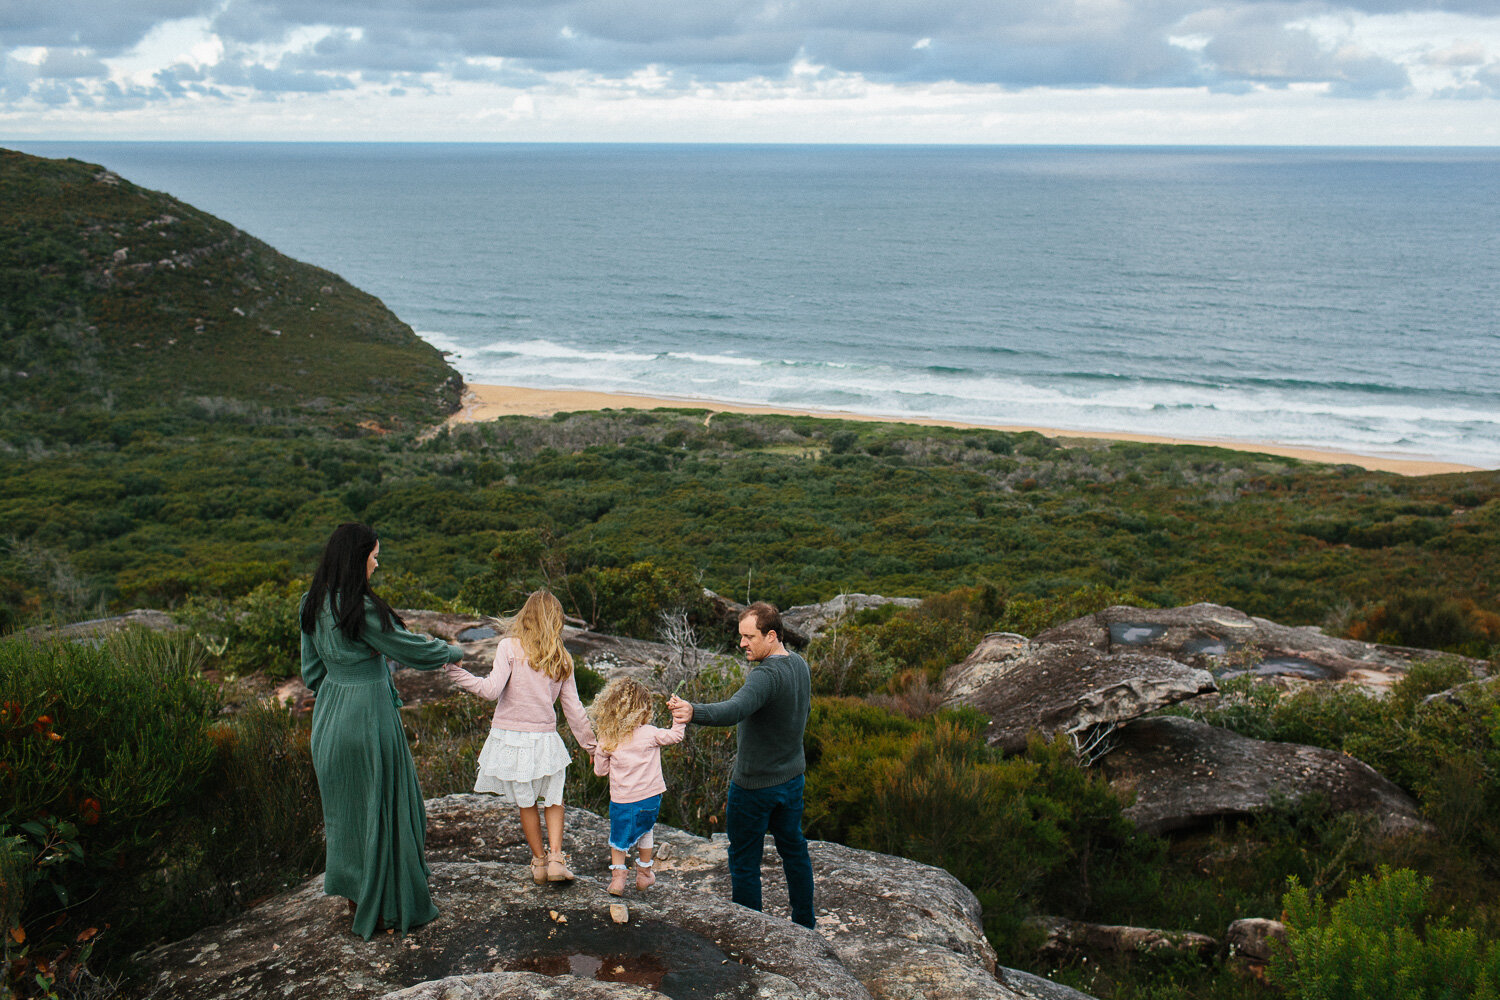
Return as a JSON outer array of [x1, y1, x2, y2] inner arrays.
[[739, 601, 783, 639]]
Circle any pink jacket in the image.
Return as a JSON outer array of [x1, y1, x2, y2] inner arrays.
[[593, 719, 686, 804], [445, 637, 596, 751]]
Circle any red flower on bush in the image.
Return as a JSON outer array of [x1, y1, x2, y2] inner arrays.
[[79, 797, 103, 826]]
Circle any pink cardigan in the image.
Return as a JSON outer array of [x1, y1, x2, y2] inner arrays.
[[445, 637, 595, 751], [593, 719, 686, 804]]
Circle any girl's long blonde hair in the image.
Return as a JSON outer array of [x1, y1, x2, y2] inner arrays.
[[589, 677, 654, 753], [496, 590, 573, 681]]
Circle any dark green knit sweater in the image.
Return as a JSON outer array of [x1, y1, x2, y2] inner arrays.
[[689, 651, 811, 790]]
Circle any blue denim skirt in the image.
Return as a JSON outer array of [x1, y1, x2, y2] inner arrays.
[[609, 793, 663, 852]]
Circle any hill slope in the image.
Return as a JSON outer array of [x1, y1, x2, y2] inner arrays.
[[0, 148, 461, 437]]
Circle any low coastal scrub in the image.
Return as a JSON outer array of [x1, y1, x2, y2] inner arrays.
[[0, 630, 322, 996], [5, 409, 1500, 664], [1273, 867, 1500, 999], [1165, 664, 1500, 899]]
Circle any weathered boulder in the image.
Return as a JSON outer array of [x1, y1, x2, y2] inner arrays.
[[1224, 918, 1287, 966], [1097, 716, 1429, 836], [1026, 916, 1218, 961], [1421, 675, 1499, 707], [382, 973, 659, 999], [779, 593, 924, 646], [997, 968, 1102, 1000], [20, 608, 178, 640], [1037, 603, 1486, 693], [143, 795, 1083, 1000], [941, 633, 1216, 753]]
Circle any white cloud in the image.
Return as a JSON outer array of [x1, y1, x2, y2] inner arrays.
[[1, 0, 1498, 141]]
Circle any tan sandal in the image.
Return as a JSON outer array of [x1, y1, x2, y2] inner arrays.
[[546, 850, 575, 882], [529, 855, 548, 885]]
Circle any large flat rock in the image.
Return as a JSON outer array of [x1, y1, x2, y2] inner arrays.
[[1039, 603, 1486, 692], [1097, 716, 1430, 837], [143, 795, 1089, 1000], [941, 633, 1216, 753]]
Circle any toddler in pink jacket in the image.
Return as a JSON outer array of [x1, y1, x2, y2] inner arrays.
[[588, 677, 685, 894]]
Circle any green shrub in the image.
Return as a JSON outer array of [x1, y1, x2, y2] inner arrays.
[[1274, 866, 1500, 1000], [806, 601, 984, 697], [998, 584, 1156, 637], [865, 727, 1162, 952], [1348, 589, 1492, 654], [0, 630, 327, 990], [567, 560, 708, 640], [176, 578, 305, 677], [802, 698, 922, 840]]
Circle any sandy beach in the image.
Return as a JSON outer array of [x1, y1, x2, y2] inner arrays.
[[448, 383, 1481, 478]]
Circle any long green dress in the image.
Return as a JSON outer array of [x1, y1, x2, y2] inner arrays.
[[300, 595, 464, 939]]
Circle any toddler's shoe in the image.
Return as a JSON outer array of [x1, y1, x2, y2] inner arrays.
[[635, 859, 656, 892], [608, 864, 629, 896]]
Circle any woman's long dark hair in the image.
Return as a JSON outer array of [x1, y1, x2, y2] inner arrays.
[[300, 522, 404, 642]]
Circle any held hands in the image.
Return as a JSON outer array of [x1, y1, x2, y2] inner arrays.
[[668, 695, 693, 724]]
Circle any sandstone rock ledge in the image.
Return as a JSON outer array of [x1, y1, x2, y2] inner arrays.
[[143, 794, 1096, 1000]]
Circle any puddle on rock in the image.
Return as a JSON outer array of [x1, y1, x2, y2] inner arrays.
[[1109, 622, 1167, 646], [456, 625, 497, 642], [1224, 657, 1332, 681], [401, 907, 758, 999], [512, 951, 669, 988], [1181, 635, 1238, 658]]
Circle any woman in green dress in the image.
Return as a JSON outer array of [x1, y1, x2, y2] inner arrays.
[[299, 522, 465, 939]]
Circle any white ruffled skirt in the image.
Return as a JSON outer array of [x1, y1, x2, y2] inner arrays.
[[473, 728, 572, 807]]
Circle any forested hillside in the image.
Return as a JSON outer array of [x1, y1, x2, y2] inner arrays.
[[0, 147, 461, 443]]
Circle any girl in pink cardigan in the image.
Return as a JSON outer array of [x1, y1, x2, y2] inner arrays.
[[445, 590, 596, 883], [588, 677, 686, 895]]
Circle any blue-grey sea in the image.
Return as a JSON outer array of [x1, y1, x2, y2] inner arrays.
[[13, 142, 1500, 467]]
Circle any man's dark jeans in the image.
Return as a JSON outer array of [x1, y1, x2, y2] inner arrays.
[[726, 774, 816, 928]]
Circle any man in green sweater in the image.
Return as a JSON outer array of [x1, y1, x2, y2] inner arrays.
[[668, 602, 815, 928]]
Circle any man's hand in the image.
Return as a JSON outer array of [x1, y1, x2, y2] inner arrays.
[[668, 694, 693, 724]]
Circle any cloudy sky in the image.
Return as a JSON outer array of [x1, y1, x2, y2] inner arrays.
[[3, 0, 1498, 144]]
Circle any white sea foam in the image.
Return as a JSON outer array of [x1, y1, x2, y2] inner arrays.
[[665, 351, 760, 367], [474, 338, 659, 364], [454, 347, 1499, 465]]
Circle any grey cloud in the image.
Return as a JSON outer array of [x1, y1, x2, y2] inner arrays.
[[275, 28, 450, 74], [0, 0, 1477, 104], [1422, 42, 1487, 67], [35, 49, 109, 79], [211, 59, 359, 92], [0, 0, 212, 55], [1199, 16, 1410, 94]]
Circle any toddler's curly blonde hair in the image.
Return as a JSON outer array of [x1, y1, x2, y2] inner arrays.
[[589, 677, 654, 753]]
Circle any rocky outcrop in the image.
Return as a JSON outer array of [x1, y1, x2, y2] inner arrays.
[[1027, 916, 1218, 961], [1421, 675, 1499, 706], [940, 632, 1216, 753], [1097, 716, 1429, 836], [144, 794, 1085, 1000], [22, 608, 177, 640], [1036, 603, 1486, 693], [779, 594, 924, 646], [701, 591, 923, 648], [1224, 918, 1287, 972]]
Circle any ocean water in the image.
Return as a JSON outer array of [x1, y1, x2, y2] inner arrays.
[[13, 141, 1500, 467]]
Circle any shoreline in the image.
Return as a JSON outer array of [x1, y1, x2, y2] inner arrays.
[[447, 383, 1483, 477]]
